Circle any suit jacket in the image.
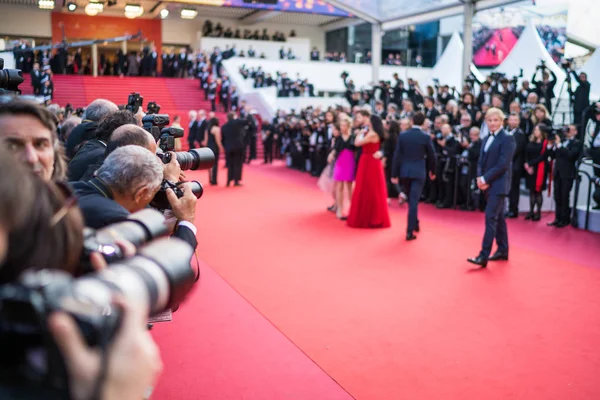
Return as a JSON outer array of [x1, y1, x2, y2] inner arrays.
[[188, 120, 198, 147], [478, 129, 516, 196], [552, 138, 582, 180], [508, 128, 527, 173], [72, 178, 198, 250], [392, 128, 436, 180], [197, 119, 208, 145], [221, 119, 246, 152]]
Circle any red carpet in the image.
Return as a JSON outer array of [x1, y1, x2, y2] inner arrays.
[[155, 162, 600, 400], [474, 28, 519, 67]]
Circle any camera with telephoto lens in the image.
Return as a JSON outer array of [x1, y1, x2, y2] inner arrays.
[[0, 236, 196, 397], [125, 92, 143, 114], [143, 114, 216, 170], [561, 58, 574, 71], [0, 58, 24, 95], [80, 209, 169, 274], [537, 59, 547, 70]]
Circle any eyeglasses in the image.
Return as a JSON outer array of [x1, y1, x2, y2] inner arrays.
[[49, 181, 78, 228]]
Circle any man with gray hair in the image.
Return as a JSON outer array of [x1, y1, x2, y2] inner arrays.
[[66, 99, 118, 158], [72, 145, 198, 249]]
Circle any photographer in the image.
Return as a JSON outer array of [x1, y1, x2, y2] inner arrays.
[[548, 125, 582, 227], [532, 64, 557, 114], [0, 147, 162, 400], [506, 113, 527, 218], [79, 124, 157, 181], [436, 123, 461, 209], [569, 70, 591, 127], [0, 99, 67, 182], [65, 99, 118, 158], [73, 146, 198, 249], [586, 103, 600, 177], [68, 110, 140, 181]]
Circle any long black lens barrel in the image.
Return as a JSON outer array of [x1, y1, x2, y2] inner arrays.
[[97, 209, 168, 248], [137, 237, 196, 311], [176, 148, 215, 171], [189, 181, 203, 199], [0, 69, 24, 92]]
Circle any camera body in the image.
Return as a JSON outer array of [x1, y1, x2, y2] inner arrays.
[[125, 92, 143, 114], [0, 58, 24, 95], [0, 235, 196, 395], [147, 101, 161, 115]]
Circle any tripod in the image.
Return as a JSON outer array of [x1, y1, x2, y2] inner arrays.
[[552, 71, 573, 126]]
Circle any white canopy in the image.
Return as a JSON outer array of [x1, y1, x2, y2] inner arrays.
[[496, 20, 566, 93], [581, 47, 600, 99], [429, 32, 484, 90]]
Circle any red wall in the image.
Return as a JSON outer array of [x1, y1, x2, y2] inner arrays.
[[51, 12, 162, 66]]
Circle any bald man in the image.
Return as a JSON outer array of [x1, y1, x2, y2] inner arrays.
[[80, 124, 157, 181]]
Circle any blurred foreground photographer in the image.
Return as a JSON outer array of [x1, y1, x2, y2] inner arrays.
[[0, 147, 172, 400]]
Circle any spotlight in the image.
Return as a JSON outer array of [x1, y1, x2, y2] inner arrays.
[[38, 0, 55, 9], [180, 8, 198, 19], [160, 8, 169, 19], [85, 1, 104, 15], [124, 3, 144, 18], [66, 1, 77, 11]]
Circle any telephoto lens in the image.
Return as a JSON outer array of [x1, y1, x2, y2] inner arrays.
[[176, 148, 216, 171], [81, 209, 169, 272]]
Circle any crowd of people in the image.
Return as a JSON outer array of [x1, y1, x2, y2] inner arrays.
[[202, 19, 292, 42], [269, 70, 600, 227], [238, 65, 314, 97]]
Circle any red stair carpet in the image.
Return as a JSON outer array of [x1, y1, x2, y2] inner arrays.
[[474, 28, 519, 68], [154, 161, 600, 400]]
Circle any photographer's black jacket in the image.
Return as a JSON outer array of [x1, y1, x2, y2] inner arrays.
[[72, 178, 198, 251]]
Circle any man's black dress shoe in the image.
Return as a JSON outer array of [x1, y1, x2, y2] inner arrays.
[[467, 256, 488, 268], [505, 212, 518, 218], [556, 221, 569, 228], [406, 232, 417, 241], [547, 220, 559, 226], [489, 253, 508, 261]]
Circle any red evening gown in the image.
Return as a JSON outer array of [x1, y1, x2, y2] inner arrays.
[[347, 141, 391, 228]]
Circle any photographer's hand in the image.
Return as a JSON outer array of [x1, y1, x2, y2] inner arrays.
[[166, 183, 197, 224], [163, 152, 181, 183], [48, 297, 162, 400]]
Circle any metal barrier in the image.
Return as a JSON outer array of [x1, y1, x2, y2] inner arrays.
[[571, 158, 597, 231]]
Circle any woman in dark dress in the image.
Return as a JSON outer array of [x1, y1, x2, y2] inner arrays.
[[204, 117, 223, 185], [383, 120, 400, 201], [524, 124, 550, 221]]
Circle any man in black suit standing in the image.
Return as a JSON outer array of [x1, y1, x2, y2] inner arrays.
[[187, 110, 198, 150], [468, 108, 516, 268], [391, 112, 437, 241], [506, 112, 527, 218], [221, 112, 246, 187], [548, 124, 582, 227]]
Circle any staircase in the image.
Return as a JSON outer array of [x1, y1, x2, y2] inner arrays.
[[19, 75, 264, 158]]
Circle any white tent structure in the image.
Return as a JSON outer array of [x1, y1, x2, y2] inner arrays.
[[429, 32, 485, 90], [496, 20, 566, 94], [581, 47, 600, 99]]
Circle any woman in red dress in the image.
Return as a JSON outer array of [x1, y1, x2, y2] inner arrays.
[[347, 113, 391, 229]]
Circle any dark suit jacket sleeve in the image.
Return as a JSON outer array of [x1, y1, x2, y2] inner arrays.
[[174, 225, 198, 251], [391, 136, 402, 179], [425, 136, 436, 174], [477, 138, 486, 178], [556, 140, 582, 163], [483, 135, 516, 184]]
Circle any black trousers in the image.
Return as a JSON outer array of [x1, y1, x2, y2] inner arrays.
[[401, 178, 424, 233], [208, 148, 219, 184], [508, 169, 523, 214], [263, 140, 273, 163], [554, 176, 574, 223], [227, 150, 244, 183]]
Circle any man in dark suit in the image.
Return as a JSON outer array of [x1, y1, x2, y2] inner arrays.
[[221, 112, 246, 187], [506, 113, 527, 218], [196, 110, 208, 147], [72, 145, 198, 251], [391, 112, 437, 241], [468, 108, 516, 268], [548, 124, 582, 227], [187, 110, 198, 150]]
